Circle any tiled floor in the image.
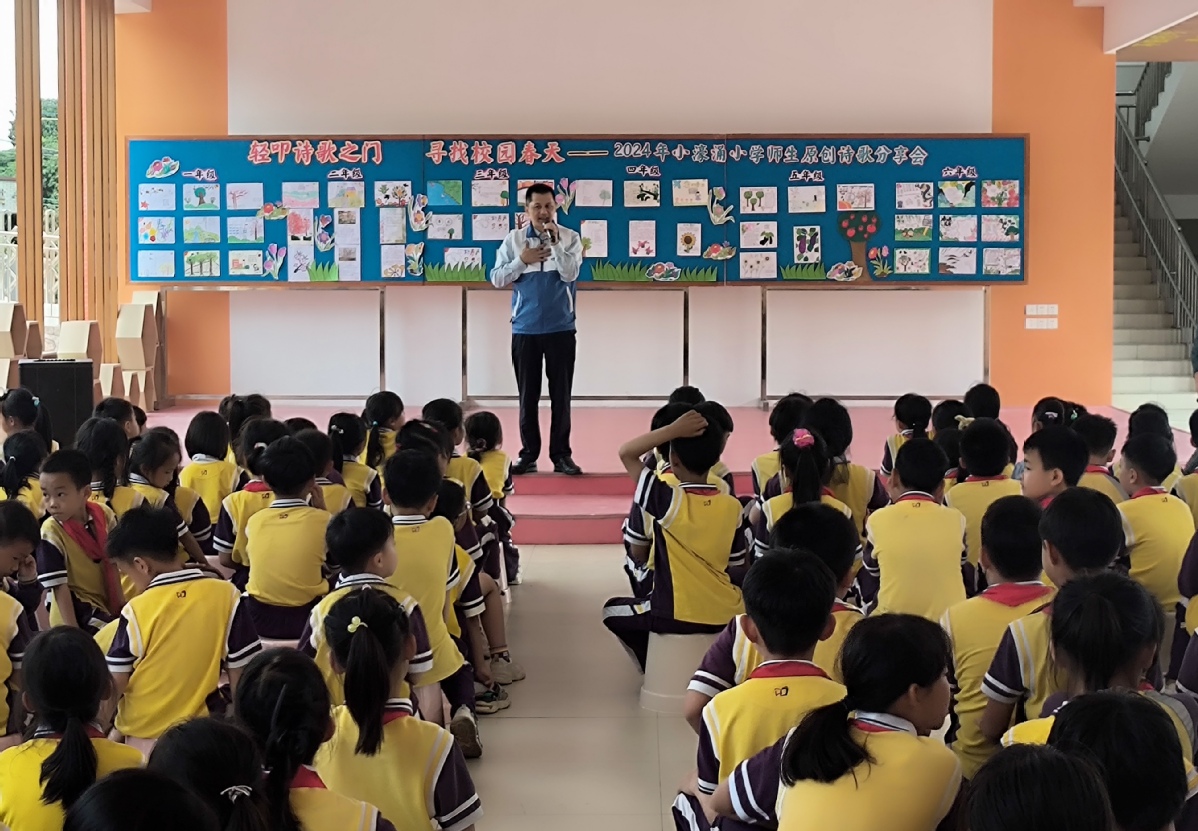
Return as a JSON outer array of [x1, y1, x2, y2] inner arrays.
[[471, 544, 693, 831]]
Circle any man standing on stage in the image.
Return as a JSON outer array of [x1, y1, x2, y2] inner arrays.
[[489, 182, 584, 475]]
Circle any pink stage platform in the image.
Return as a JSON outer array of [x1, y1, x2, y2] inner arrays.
[[147, 404, 1166, 545]]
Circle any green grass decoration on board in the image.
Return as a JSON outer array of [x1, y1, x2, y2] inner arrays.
[[424, 263, 487, 283], [307, 262, 339, 282], [780, 263, 828, 281], [589, 261, 719, 283]]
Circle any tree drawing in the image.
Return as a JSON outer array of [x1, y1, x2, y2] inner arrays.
[[227, 187, 249, 210], [192, 187, 209, 207], [837, 211, 878, 282], [184, 251, 218, 276]]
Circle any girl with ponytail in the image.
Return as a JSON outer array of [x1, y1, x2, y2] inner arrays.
[[128, 427, 211, 564], [213, 418, 289, 583], [315, 589, 482, 831], [0, 387, 55, 451], [800, 398, 889, 543], [361, 392, 404, 472], [773, 614, 960, 830], [219, 394, 272, 465], [0, 628, 143, 829], [1, 429, 48, 519], [749, 428, 852, 561], [235, 648, 396, 831], [327, 414, 382, 510], [149, 718, 271, 831], [74, 418, 140, 515], [880, 393, 932, 477]]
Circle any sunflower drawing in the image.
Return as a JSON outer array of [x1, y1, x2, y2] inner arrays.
[[680, 232, 697, 254]]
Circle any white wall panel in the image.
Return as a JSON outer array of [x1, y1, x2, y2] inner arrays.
[[688, 287, 763, 406], [574, 292, 684, 397], [229, 290, 380, 397], [384, 287, 463, 406]]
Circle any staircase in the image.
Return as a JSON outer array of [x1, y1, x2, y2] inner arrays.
[[1112, 203, 1194, 420]]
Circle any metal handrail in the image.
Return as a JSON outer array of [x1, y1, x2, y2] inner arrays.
[[1114, 114, 1198, 335], [1135, 62, 1173, 138]]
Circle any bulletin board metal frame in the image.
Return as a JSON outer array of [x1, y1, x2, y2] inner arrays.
[[128, 133, 1028, 289]]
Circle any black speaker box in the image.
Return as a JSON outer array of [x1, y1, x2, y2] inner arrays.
[[19, 359, 94, 450]]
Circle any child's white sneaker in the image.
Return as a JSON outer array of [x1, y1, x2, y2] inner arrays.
[[450, 706, 482, 759], [490, 654, 526, 685]]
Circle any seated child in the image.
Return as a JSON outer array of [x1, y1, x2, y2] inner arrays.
[[127, 428, 211, 564], [148, 718, 273, 831], [670, 385, 706, 405], [63, 769, 221, 831], [701, 402, 738, 495], [0, 430, 47, 520], [219, 392, 272, 466], [93, 396, 141, 442], [384, 449, 482, 756], [423, 399, 495, 520], [243, 437, 332, 639], [1012, 397, 1070, 481], [0, 387, 56, 451], [964, 383, 1019, 478], [684, 503, 863, 732], [179, 411, 240, 524], [465, 410, 520, 584], [1072, 414, 1127, 504], [294, 428, 353, 513], [328, 413, 384, 510], [75, 417, 146, 518], [1123, 403, 1184, 491], [749, 428, 852, 560], [800, 398, 889, 540], [751, 393, 811, 499], [362, 391, 405, 473], [980, 489, 1125, 743], [602, 404, 746, 672], [945, 418, 1022, 587], [935, 427, 964, 495], [880, 393, 931, 477], [965, 745, 1114, 831], [0, 502, 38, 745], [302, 507, 435, 718], [234, 649, 396, 831], [106, 506, 262, 745], [36, 449, 122, 632], [705, 615, 960, 831], [1048, 692, 1192, 831], [212, 418, 289, 582], [860, 438, 967, 621], [315, 589, 483, 831], [1019, 425, 1089, 508], [941, 495, 1054, 780], [0, 628, 143, 830], [933, 399, 971, 435], [674, 550, 845, 823], [1117, 433, 1194, 673], [285, 417, 318, 433]]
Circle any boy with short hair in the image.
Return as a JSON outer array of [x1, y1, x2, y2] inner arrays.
[[683, 503, 861, 733], [1173, 408, 1198, 523], [293, 429, 353, 514], [945, 419, 1022, 585], [384, 449, 483, 758], [603, 404, 745, 672], [860, 438, 968, 621], [1019, 426, 1089, 508], [1072, 414, 1127, 504], [979, 488, 1123, 742], [35, 449, 122, 632], [941, 495, 1054, 779], [106, 506, 261, 744], [299, 506, 435, 711], [1117, 433, 1194, 673], [676, 550, 845, 822]]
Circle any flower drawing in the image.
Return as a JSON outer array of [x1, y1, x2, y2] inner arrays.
[[707, 186, 736, 226], [646, 262, 682, 282], [680, 232, 697, 254], [263, 244, 287, 280], [555, 179, 578, 214], [702, 242, 736, 261]]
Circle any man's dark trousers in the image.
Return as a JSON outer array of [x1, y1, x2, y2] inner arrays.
[[512, 330, 575, 463]]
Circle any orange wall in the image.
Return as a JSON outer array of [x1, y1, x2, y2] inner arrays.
[[990, 0, 1115, 406], [115, 0, 229, 397]]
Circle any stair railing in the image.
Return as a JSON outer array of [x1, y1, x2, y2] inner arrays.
[[1135, 62, 1173, 138], [1115, 114, 1198, 337]]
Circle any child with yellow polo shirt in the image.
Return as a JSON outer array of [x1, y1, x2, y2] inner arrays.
[[941, 495, 1053, 780], [0, 628, 144, 830], [36, 449, 122, 632], [0, 430, 47, 521], [966, 745, 1116, 831], [106, 506, 262, 747], [423, 400, 495, 522], [363, 391, 405, 473], [684, 503, 861, 733], [464, 410, 520, 584], [705, 615, 961, 831], [316, 589, 483, 831], [180, 411, 239, 524], [674, 550, 845, 823], [212, 418, 289, 586], [1073, 414, 1127, 504], [1019, 426, 1089, 511], [801, 398, 889, 541], [750, 394, 811, 499], [1123, 403, 1184, 492], [1117, 433, 1195, 676], [945, 418, 1022, 592], [294, 428, 353, 514], [328, 413, 384, 510], [880, 393, 932, 477], [749, 429, 852, 560], [1047, 693, 1192, 831], [384, 449, 482, 757], [859, 438, 968, 621], [0, 502, 39, 746], [243, 437, 332, 640], [603, 404, 746, 672], [980, 488, 1124, 743], [127, 428, 213, 562]]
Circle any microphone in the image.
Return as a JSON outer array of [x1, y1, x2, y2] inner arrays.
[[542, 223, 558, 245]]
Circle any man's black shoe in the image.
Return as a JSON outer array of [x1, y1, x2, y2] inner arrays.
[[553, 457, 583, 476], [511, 457, 538, 475]]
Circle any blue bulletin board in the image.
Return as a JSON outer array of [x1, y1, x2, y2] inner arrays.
[[128, 135, 1026, 285]]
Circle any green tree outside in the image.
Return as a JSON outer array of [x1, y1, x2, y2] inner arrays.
[[0, 99, 60, 208]]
